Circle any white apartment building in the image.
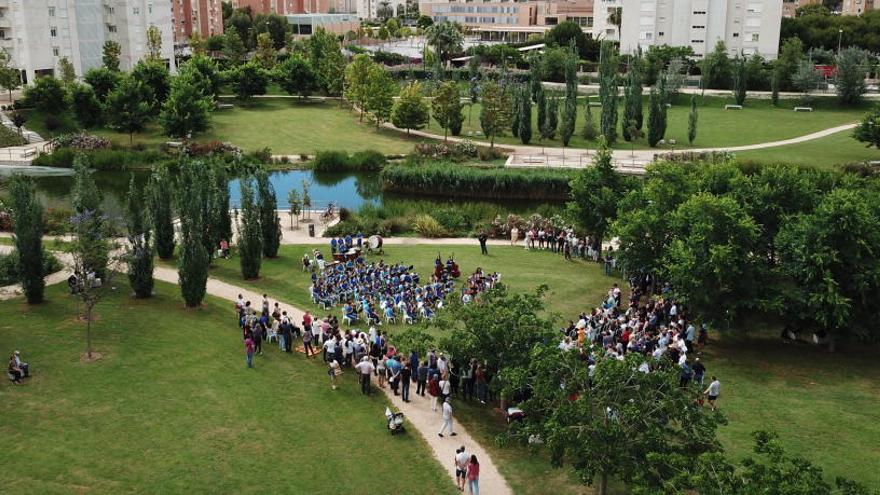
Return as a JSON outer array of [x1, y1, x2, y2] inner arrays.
[[619, 0, 783, 60], [593, 0, 622, 41], [358, 0, 407, 20], [0, 0, 175, 86]]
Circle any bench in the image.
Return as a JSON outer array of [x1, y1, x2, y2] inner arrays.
[[20, 148, 36, 158], [216, 103, 234, 110], [166, 141, 184, 148], [588, 101, 602, 107], [724, 104, 743, 110], [522, 157, 546, 164], [794, 106, 813, 112]]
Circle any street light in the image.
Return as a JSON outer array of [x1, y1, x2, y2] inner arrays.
[[837, 29, 843, 55]]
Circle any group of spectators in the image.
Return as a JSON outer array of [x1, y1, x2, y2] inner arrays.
[[460, 268, 501, 305], [329, 233, 364, 255]]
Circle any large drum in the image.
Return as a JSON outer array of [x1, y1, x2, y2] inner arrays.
[[368, 235, 383, 253]]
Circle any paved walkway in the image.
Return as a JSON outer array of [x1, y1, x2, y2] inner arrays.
[[0, 245, 73, 301]]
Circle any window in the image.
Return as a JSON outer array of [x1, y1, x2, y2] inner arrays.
[[658, 31, 664, 36], [733, 32, 739, 37], [134, 7, 140, 15], [48, 7, 55, 17], [0, 29, 5, 39], [693, 10, 706, 14], [50, 27, 57, 37], [692, 25, 705, 29], [108, 25, 117, 33], [53, 46, 59, 56], [545, 17, 558, 25], [751, 33, 759, 42], [691, 39, 704, 43]]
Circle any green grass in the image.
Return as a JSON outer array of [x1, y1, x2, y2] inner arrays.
[[90, 99, 420, 155], [440, 95, 870, 151], [0, 281, 451, 493], [735, 128, 880, 169]]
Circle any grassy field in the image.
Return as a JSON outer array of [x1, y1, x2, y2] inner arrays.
[[735, 128, 880, 169], [0, 281, 452, 493], [436, 95, 870, 151]]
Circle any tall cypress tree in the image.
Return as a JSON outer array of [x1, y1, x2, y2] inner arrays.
[[598, 41, 619, 144], [561, 48, 578, 147], [647, 89, 664, 147], [623, 49, 643, 141], [542, 97, 559, 140], [215, 166, 232, 245], [256, 170, 281, 258], [688, 94, 699, 146], [511, 87, 521, 138], [148, 166, 175, 260], [238, 177, 263, 280], [125, 175, 154, 298], [536, 86, 547, 138], [529, 53, 543, 103], [582, 100, 598, 140], [733, 54, 747, 106], [176, 158, 210, 308], [8, 175, 44, 304], [519, 87, 532, 145]]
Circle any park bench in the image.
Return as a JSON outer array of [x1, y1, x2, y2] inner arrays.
[[20, 148, 36, 158], [724, 104, 743, 110], [166, 141, 184, 148], [588, 101, 602, 107], [216, 103, 234, 110], [794, 106, 813, 112], [522, 156, 546, 164]]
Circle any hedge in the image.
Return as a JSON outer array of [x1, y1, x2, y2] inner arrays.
[[312, 150, 387, 172]]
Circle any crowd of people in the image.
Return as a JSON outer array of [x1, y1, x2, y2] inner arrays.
[[556, 279, 722, 409], [460, 268, 501, 305]]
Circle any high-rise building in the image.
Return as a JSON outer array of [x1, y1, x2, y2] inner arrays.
[[593, 0, 621, 41], [619, 0, 783, 59], [172, 0, 224, 43], [0, 0, 175, 86], [842, 0, 874, 15]]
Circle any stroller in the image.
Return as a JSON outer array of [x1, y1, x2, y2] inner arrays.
[[385, 407, 405, 435]]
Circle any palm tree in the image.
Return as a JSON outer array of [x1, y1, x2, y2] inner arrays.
[[425, 21, 464, 63], [608, 7, 623, 37]]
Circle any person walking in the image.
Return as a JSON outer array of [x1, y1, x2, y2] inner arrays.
[[455, 446, 470, 492], [401, 359, 412, 402], [328, 359, 342, 390], [692, 358, 706, 385], [253, 324, 264, 356], [704, 376, 721, 410], [467, 455, 480, 495], [355, 356, 375, 395], [438, 397, 457, 437], [417, 360, 429, 396], [477, 231, 488, 255], [439, 375, 452, 403], [428, 373, 441, 412], [245, 336, 255, 369]]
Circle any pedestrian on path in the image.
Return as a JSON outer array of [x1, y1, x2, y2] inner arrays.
[[467, 455, 480, 495], [477, 231, 488, 255], [439, 397, 457, 437], [428, 373, 441, 411], [455, 446, 470, 492], [245, 337, 255, 368]]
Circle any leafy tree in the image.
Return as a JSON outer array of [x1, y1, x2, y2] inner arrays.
[[230, 62, 268, 101], [392, 81, 429, 134], [147, 166, 175, 260], [256, 170, 281, 258], [146, 25, 163, 59], [102, 40, 121, 71], [225, 10, 254, 49], [307, 28, 346, 96], [431, 81, 463, 141], [688, 94, 698, 146], [581, 100, 597, 140], [519, 87, 532, 144], [598, 41, 618, 144], [732, 55, 747, 106], [344, 54, 374, 121], [0, 50, 21, 102], [68, 83, 103, 128], [131, 59, 170, 112], [791, 60, 821, 102], [775, 37, 804, 92], [770, 69, 780, 106], [176, 158, 212, 307], [701, 41, 732, 90], [160, 70, 213, 138], [24, 76, 67, 113], [647, 89, 665, 147], [105, 75, 152, 145], [255, 32, 276, 69], [364, 64, 396, 128], [835, 47, 869, 105], [71, 155, 107, 280], [124, 176, 154, 298], [561, 48, 578, 147], [528, 53, 543, 102], [58, 57, 76, 85], [84, 67, 120, 103], [8, 175, 44, 304], [238, 177, 262, 279], [425, 21, 464, 61], [275, 54, 316, 98], [643, 44, 693, 86], [183, 55, 222, 99], [776, 189, 880, 342], [510, 89, 521, 138], [541, 96, 558, 140], [287, 188, 302, 229], [479, 81, 512, 149], [214, 166, 233, 246], [222, 25, 247, 65], [253, 12, 290, 49], [567, 138, 632, 255], [853, 105, 880, 149], [189, 32, 207, 55], [622, 48, 643, 142], [545, 20, 598, 60]]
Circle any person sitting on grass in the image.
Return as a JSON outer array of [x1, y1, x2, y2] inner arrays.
[[8, 353, 23, 384]]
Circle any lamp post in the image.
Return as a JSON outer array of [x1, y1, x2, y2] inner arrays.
[[837, 29, 843, 55]]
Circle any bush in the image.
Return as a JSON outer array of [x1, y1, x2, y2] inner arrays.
[[0, 125, 26, 147], [338, 207, 351, 221], [44, 115, 62, 132], [43, 208, 73, 235], [52, 133, 112, 150], [477, 146, 505, 161], [411, 214, 447, 238], [433, 208, 471, 233], [185, 140, 241, 156], [312, 149, 387, 172], [378, 216, 411, 235], [0, 250, 61, 285], [33, 148, 167, 170]]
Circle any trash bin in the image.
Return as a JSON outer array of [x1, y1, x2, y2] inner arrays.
[[308, 224, 315, 237]]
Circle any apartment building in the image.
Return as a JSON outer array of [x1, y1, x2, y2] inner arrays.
[[0, 0, 175, 85], [619, 0, 783, 59], [233, 0, 348, 14], [171, 0, 224, 43], [842, 0, 874, 14], [420, 0, 594, 42], [781, 0, 819, 17], [592, 0, 621, 40]]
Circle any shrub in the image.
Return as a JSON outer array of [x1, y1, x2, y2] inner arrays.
[[477, 146, 505, 161], [0, 125, 26, 147], [312, 149, 387, 172], [411, 214, 447, 238], [52, 133, 112, 150], [338, 207, 352, 221], [44, 115, 62, 132], [433, 208, 471, 233], [33, 148, 167, 170], [378, 216, 410, 235], [185, 140, 241, 156], [43, 207, 74, 235], [0, 250, 61, 286]]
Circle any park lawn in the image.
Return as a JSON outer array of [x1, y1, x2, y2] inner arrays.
[[0, 281, 452, 494], [92, 99, 419, 155], [734, 128, 880, 169], [434, 95, 869, 151]]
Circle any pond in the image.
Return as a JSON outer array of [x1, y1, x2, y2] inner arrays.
[[0, 167, 562, 221]]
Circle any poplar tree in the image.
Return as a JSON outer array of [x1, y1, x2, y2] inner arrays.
[[561, 48, 578, 147], [8, 176, 44, 304], [511, 87, 521, 138], [647, 89, 665, 147], [542, 96, 558, 140], [598, 41, 619, 144], [147, 166, 175, 260], [256, 170, 281, 258], [176, 158, 211, 307], [238, 177, 263, 280], [519, 87, 533, 145], [582, 100, 598, 140], [688, 94, 698, 146], [125, 176, 154, 298], [623, 49, 643, 141]]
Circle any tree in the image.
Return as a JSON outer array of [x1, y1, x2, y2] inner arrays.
[[732, 54, 747, 106], [561, 48, 578, 147], [238, 177, 263, 279], [84, 67, 120, 103], [502, 348, 725, 495], [528, 53, 543, 103], [8, 175, 45, 304], [148, 166, 175, 260], [518, 87, 532, 145], [189, 32, 207, 56], [68, 83, 103, 129], [176, 158, 212, 307], [230, 62, 268, 101], [307, 28, 346, 96], [253, 12, 290, 49], [24, 76, 67, 113], [182, 55, 222, 99], [102, 40, 121, 71], [479, 80, 512, 149], [536, 86, 547, 138], [622, 48, 643, 142], [425, 21, 464, 61], [835, 47, 869, 105], [10, 111, 26, 136], [567, 138, 632, 256], [58, 57, 76, 85], [581, 100, 597, 140], [131, 59, 171, 112], [701, 41, 732, 90], [510, 90, 521, 138], [344, 54, 374, 121], [255, 170, 281, 258], [364, 64, 396, 128], [770, 69, 781, 106], [159, 71, 213, 139], [124, 176, 154, 298], [223, 25, 247, 65], [431, 81, 463, 141], [791, 60, 821, 103], [0, 50, 21, 102], [598, 41, 618, 144], [853, 105, 880, 149], [688, 94, 698, 146], [776, 189, 880, 342], [541, 96, 558, 140], [647, 89, 665, 147], [106, 75, 152, 145], [255, 32, 276, 69], [545, 20, 597, 60], [275, 54, 316, 98], [775, 37, 804, 92], [392, 81, 430, 134], [146, 25, 163, 59], [226, 9, 254, 48], [287, 188, 302, 229]]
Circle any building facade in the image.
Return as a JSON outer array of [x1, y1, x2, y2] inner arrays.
[[233, 0, 348, 14], [172, 0, 224, 43], [619, 0, 783, 59], [0, 0, 175, 86], [841, 0, 874, 15], [781, 0, 819, 17], [592, 0, 621, 40]]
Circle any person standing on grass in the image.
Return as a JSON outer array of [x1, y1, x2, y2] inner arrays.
[[467, 455, 480, 495], [704, 376, 721, 410], [417, 360, 429, 396], [252, 322, 264, 356], [400, 358, 412, 402], [692, 358, 706, 385], [245, 336, 256, 369], [355, 356, 375, 395], [302, 324, 315, 357], [428, 373, 441, 412], [477, 231, 488, 255], [328, 359, 342, 390], [438, 397, 457, 437], [455, 446, 470, 492]]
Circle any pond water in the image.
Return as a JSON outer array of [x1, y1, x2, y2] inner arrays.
[[0, 167, 560, 220]]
